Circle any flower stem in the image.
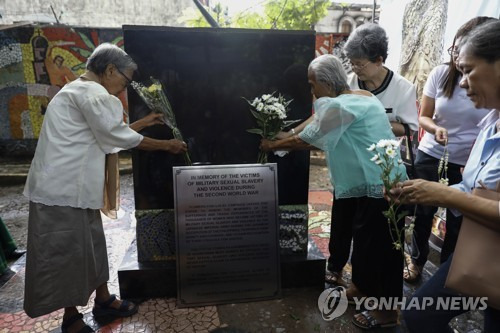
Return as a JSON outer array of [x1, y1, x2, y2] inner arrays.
[[257, 150, 268, 164]]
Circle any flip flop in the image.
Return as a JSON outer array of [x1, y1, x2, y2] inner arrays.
[[325, 271, 347, 287], [92, 294, 138, 318], [403, 254, 423, 283], [352, 310, 398, 330]]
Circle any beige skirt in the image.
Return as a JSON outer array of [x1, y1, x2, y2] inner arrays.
[[24, 202, 109, 318]]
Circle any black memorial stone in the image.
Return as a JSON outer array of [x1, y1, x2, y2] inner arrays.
[[119, 26, 325, 298], [124, 26, 313, 209]]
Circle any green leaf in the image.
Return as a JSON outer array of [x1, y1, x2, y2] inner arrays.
[[250, 109, 263, 120], [283, 119, 301, 127], [71, 62, 87, 72], [247, 128, 263, 135], [110, 36, 124, 46], [397, 211, 409, 222], [70, 46, 92, 58], [78, 32, 96, 51], [382, 210, 392, 218]]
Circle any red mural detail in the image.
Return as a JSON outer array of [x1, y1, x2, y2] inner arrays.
[[8, 94, 29, 139], [315, 33, 349, 56]]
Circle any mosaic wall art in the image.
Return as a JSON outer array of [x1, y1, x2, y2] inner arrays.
[[0, 25, 123, 154]]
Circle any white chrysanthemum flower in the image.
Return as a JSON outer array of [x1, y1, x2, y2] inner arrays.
[[376, 139, 390, 148], [251, 97, 260, 107], [367, 143, 376, 151], [386, 146, 397, 158], [389, 139, 400, 147], [262, 94, 271, 101], [370, 154, 379, 162], [256, 103, 264, 111]]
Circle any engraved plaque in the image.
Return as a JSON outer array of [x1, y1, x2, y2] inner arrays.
[[173, 164, 281, 306]]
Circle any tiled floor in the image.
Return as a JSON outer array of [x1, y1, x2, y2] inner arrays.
[[0, 176, 337, 333], [0, 174, 484, 332]]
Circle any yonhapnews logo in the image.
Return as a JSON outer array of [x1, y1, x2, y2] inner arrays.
[[318, 287, 488, 321], [317, 286, 348, 320]]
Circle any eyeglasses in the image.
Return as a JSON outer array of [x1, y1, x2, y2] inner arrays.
[[115, 66, 132, 88], [350, 61, 371, 71], [447, 46, 459, 57]]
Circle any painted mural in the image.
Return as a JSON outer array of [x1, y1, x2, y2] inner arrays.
[[0, 25, 122, 153], [315, 33, 351, 74]]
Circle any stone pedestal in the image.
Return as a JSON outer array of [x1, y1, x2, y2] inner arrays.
[[118, 239, 325, 299]]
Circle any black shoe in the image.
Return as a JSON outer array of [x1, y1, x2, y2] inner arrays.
[[7, 249, 26, 259]]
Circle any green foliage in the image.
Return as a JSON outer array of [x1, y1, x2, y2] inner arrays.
[[182, 0, 331, 30], [179, 4, 232, 27]]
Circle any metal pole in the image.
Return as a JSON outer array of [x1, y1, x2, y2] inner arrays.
[[192, 0, 220, 28], [373, 0, 376, 23]]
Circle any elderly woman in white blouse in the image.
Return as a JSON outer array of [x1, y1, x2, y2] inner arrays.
[[23, 43, 186, 333]]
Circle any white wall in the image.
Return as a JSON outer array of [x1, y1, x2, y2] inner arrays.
[[0, 0, 195, 27]]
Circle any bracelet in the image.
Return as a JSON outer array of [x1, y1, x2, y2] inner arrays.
[[291, 128, 296, 135]]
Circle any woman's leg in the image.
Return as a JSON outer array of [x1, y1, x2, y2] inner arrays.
[[351, 197, 402, 325], [62, 307, 90, 333], [327, 197, 355, 273], [94, 283, 136, 312], [410, 151, 440, 268]]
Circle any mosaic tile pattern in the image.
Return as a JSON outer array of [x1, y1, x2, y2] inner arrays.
[[278, 205, 308, 255], [1, 25, 124, 150], [136, 209, 177, 262]]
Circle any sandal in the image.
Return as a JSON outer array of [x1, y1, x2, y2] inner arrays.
[[61, 313, 94, 333], [403, 262, 423, 283], [92, 294, 138, 318], [352, 311, 398, 330], [325, 271, 347, 287]]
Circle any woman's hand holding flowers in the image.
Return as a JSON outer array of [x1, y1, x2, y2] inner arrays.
[[389, 179, 449, 206], [260, 139, 275, 152], [165, 139, 188, 154]]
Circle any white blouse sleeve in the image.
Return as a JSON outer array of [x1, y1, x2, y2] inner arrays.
[[80, 94, 143, 154], [299, 97, 355, 151]]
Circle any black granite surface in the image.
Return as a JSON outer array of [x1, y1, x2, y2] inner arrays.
[[123, 26, 315, 210]]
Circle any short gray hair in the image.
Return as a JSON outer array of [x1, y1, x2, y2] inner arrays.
[[86, 43, 137, 75], [344, 23, 388, 62], [308, 54, 349, 95]]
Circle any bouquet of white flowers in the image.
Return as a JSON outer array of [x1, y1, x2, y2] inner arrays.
[[131, 77, 192, 166], [245, 92, 298, 163], [368, 139, 413, 251]]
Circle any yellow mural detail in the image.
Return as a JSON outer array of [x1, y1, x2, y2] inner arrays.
[[27, 95, 47, 138], [50, 47, 85, 75], [20, 43, 35, 83]]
